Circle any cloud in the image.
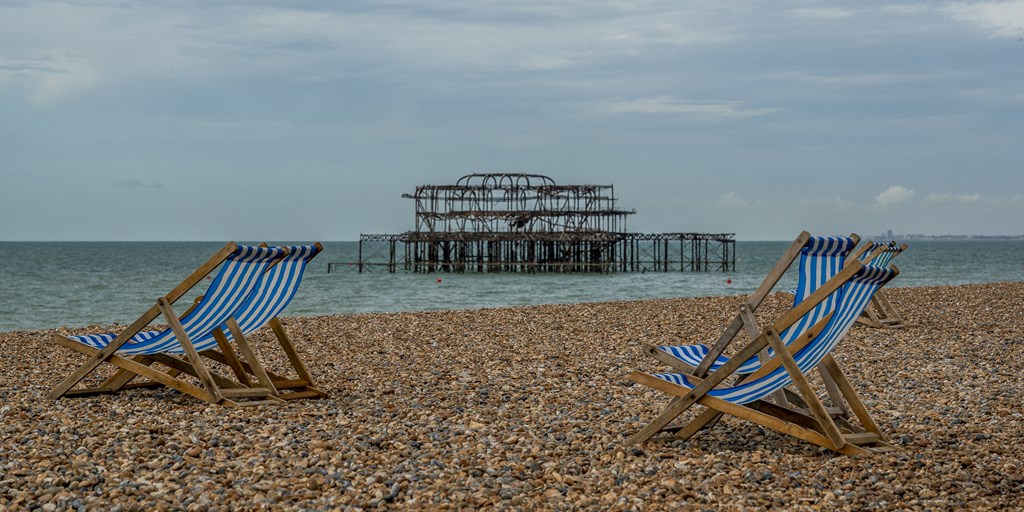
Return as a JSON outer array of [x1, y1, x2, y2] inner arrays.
[[944, 1, 1024, 38], [206, 2, 741, 79], [765, 70, 932, 87], [0, 1, 756, 111], [791, 7, 857, 19], [958, 87, 1024, 102], [875, 185, 915, 207], [797, 196, 854, 209], [881, 5, 930, 14], [925, 192, 983, 203], [0, 54, 98, 105], [117, 180, 164, 189], [517, 54, 576, 71], [717, 191, 760, 209], [605, 96, 780, 119]]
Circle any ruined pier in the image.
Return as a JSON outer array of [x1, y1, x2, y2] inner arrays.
[[341, 173, 735, 273]]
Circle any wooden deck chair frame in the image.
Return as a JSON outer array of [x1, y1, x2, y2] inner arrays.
[[47, 243, 287, 407], [857, 242, 908, 329], [645, 233, 881, 417], [93, 244, 327, 401], [654, 239, 890, 435], [626, 261, 898, 455], [194, 243, 327, 400], [644, 231, 862, 377]]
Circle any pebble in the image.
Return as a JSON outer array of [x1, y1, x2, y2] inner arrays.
[[2, 282, 1024, 510]]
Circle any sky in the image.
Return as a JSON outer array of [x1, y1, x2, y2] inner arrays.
[[1, 0, 1023, 241]]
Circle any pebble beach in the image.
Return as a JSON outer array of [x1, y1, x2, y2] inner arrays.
[[2, 281, 1023, 511]]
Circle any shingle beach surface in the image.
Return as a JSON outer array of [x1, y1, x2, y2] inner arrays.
[[2, 282, 1023, 510]]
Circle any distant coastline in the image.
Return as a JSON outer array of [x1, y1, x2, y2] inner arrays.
[[873, 232, 1024, 241]]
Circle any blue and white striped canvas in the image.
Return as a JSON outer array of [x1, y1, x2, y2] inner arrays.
[[649, 264, 896, 404], [656, 235, 858, 372], [193, 244, 321, 344], [859, 241, 903, 267], [69, 245, 286, 355]]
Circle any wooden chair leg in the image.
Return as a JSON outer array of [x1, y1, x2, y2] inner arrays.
[[98, 355, 154, 391], [226, 319, 278, 396], [269, 318, 316, 386], [819, 355, 882, 436], [625, 395, 691, 447], [818, 362, 848, 416], [267, 318, 327, 399], [782, 388, 811, 411], [874, 291, 905, 327], [212, 328, 252, 386], [738, 305, 788, 407], [119, 368, 183, 390], [158, 298, 223, 403], [96, 356, 187, 392], [857, 303, 884, 327], [767, 334, 847, 449]]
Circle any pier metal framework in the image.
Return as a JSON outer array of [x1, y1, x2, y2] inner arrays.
[[339, 173, 735, 274]]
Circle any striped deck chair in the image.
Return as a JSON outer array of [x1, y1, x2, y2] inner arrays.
[[647, 233, 865, 377], [193, 243, 327, 400], [625, 262, 900, 455], [47, 243, 289, 407], [856, 241, 908, 328]]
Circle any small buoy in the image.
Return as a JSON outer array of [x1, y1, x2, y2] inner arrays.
[[437, 278, 442, 283], [726, 278, 732, 284]]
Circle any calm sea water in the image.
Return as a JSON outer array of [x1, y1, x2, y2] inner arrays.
[[1, 240, 1022, 332]]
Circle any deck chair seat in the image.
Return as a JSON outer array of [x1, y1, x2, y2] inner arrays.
[[626, 262, 900, 455], [654, 344, 762, 374], [48, 243, 291, 407], [69, 330, 203, 355], [651, 235, 861, 374]]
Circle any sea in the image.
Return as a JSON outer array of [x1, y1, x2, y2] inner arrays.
[[1, 240, 1022, 333]]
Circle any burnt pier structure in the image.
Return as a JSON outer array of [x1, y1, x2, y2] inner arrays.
[[346, 173, 735, 273]]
